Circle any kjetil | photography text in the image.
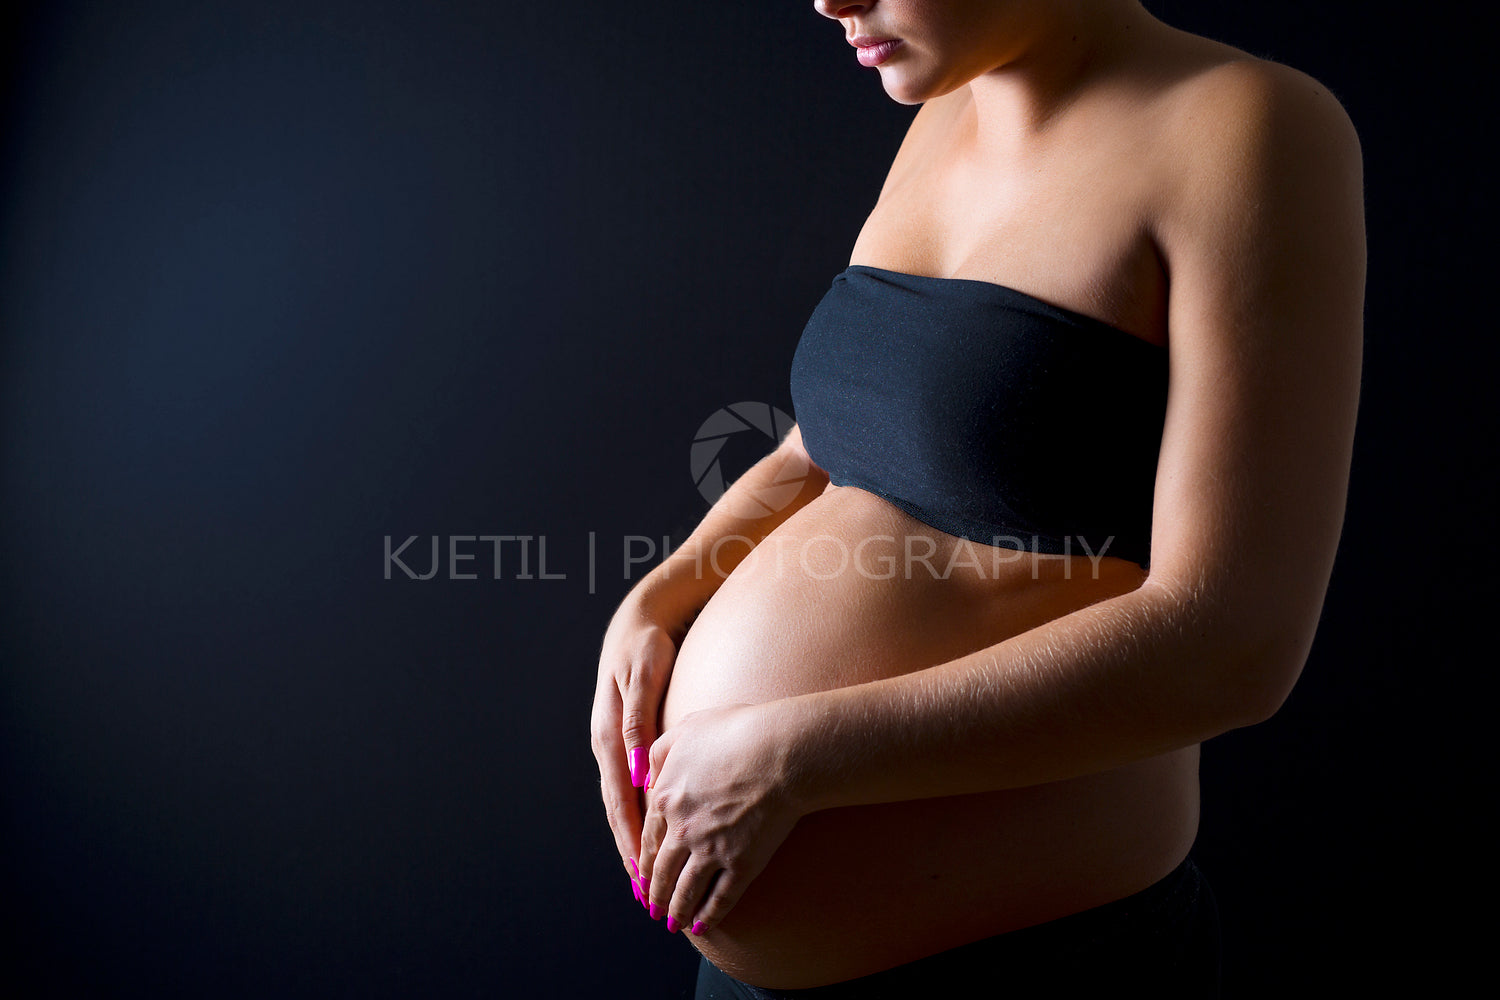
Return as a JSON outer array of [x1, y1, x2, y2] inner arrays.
[[382, 531, 1121, 592]]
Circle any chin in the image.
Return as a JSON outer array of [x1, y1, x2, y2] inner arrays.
[[877, 58, 971, 105], [882, 76, 951, 106], [884, 92, 925, 106], [879, 71, 935, 105]]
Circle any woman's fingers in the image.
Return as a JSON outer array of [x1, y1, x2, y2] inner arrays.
[[668, 859, 725, 936], [620, 676, 655, 789], [634, 727, 676, 902], [595, 710, 655, 914], [619, 627, 677, 787], [688, 868, 752, 937], [630, 703, 803, 934], [590, 675, 644, 870], [636, 797, 666, 916], [648, 848, 753, 937], [645, 832, 692, 926], [593, 611, 684, 882]]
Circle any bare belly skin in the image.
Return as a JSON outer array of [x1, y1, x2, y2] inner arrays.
[[660, 483, 1200, 989]]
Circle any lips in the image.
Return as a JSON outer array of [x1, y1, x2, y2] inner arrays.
[[852, 38, 902, 67]]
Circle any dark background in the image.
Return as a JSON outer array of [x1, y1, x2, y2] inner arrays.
[[1, 1, 1486, 996]]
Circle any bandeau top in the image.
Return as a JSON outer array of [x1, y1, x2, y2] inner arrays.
[[789, 264, 1169, 568]]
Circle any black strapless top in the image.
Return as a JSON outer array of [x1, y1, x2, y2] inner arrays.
[[789, 264, 1168, 568]]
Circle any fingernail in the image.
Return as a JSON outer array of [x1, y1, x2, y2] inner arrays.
[[666, 915, 678, 933], [691, 921, 706, 936], [629, 748, 648, 787], [649, 902, 663, 920], [627, 857, 640, 879], [631, 880, 643, 905], [645, 769, 653, 791]]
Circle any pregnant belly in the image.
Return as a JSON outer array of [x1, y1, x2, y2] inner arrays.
[[659, 484, 1200, 989]]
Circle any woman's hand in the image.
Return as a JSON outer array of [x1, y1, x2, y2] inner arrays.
[[591, 593, 685, 901], [636, 702, 805, 936]]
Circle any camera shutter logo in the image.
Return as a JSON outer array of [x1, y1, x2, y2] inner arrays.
[[690, 402, 810, 515]]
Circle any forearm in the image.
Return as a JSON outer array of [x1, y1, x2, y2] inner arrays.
[[631, 435, 828, 638], [776, 577, 1295, 813]]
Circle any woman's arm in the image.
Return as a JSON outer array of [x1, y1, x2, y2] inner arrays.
[[591, 423, 829, 882], [624, 423, 829, 646], [638, 60, 1365, 933]]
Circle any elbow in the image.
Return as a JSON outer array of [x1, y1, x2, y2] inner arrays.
[[1144, 576, 1317, 734], [1205, 626, 1316, 731]]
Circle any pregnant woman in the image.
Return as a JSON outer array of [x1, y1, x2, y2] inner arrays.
[[592, 1, 1364, 996]]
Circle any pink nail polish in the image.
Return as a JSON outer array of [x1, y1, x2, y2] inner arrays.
[[629, 748, 648, 788], [631, 880, 643, 905], [691, 921, 705, 936], [666, 915, 678, 933], [627, 857, 640, 879], [649, 902, 663, 920]]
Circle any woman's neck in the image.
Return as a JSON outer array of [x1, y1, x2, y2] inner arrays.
[[961, 0, 1159, 144]]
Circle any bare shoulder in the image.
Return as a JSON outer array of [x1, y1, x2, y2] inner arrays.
[[1151, 51, 1363, 216], [1136, 47, 1366, 316], [1167, 51, 1356, 127]]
